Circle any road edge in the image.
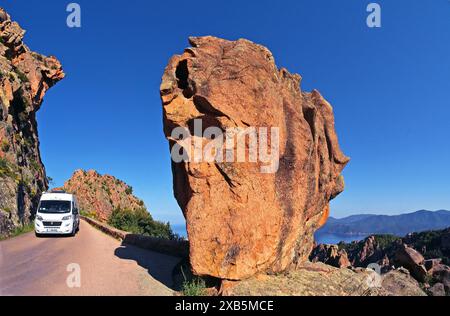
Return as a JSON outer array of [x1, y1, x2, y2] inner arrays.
[[81, 216, 189, 258]]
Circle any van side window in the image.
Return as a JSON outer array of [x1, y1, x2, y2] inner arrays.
[[72, 202, 78, 214]]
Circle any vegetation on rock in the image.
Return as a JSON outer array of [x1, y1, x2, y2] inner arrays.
[[181, 277, 208, 296], [0, 222, 34, 241], [108, 207, 176, 240], [60, 169, 178, 240]]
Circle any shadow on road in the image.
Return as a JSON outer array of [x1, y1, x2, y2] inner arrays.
[[114, 243, 181, 290], [35, 234, 75, 238]]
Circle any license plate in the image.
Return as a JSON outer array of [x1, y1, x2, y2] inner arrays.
[[46, 228, 58, 233]]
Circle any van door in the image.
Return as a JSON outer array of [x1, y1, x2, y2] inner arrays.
[[72, 201, 79, 228]]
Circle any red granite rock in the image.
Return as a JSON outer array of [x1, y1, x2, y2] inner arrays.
[[160, 36, 349, 280]]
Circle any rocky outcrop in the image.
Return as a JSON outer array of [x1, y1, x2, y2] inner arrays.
[[313, 229, 450, 295], [351, 236, 387, 267], [427, 283, 446, 296], [337, 235, 402, 272], [228, 261, 426, 296], [381, 269, 427, 296], [58, 169, 145, 221], [161, 36, 349, 280], [0, 8, 64, 236], [309, 244, 351, 268], [428, 264, 450, 294]]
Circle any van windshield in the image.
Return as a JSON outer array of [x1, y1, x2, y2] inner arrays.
[[38, 200, 71, 214]]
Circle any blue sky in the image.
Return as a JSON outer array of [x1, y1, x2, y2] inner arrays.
[[2, 0, 449, 224]]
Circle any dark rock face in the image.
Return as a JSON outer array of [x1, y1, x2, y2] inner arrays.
[[160, 36, 349, 280], [0, 8, 64, 237]]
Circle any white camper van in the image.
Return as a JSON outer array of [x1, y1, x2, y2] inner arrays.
[[35, 191, 80, 237]]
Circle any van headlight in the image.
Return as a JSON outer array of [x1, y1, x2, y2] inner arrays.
[[36, 215, 43, 221], [62, 215, 72, 221]]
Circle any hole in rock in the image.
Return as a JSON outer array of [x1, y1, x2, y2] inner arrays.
[[175, 59, 195, 98], [303, 107, 315, 140]]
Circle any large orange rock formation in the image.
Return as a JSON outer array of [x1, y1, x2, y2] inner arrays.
[[59, 170, 145, 222], [160, 36, 349, 280]]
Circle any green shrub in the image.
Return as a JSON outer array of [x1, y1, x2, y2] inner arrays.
[[182, 277, 207, 296], [125, 186, 133, 195], [2, 207, 12, 213], [12, 222, 35, 236], [15, 69, 29, 83], [0, 157, 15, 178], [80, 209, 98, 219], [29, 159, 40, 172], [102, 184, 111, 196], [0, 222, 35, 241], [373, 234, 401, 249], [0, 157, 8, 170], [1, 139, 10, 152], [108, 208, 176, 240], [32, 52, 44, 62]]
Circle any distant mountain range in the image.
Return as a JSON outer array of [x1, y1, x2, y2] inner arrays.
[[318, 210, 450, 236]]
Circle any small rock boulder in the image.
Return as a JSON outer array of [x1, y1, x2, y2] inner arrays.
[[427, 283, 446, 296], [394, 244, 427, 282], [424, 258, 442, 272]]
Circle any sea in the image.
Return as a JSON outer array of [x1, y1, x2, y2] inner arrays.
[[172, 224, 187, 238], [173, 224, 367, 245], [314, 231, 368, 245]]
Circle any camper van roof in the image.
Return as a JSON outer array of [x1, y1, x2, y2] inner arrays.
[[50, 189, 66, 193], [41, 192, 74, 202]]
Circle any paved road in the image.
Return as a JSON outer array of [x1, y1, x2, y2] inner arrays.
[[0, 220, 181, 296]]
